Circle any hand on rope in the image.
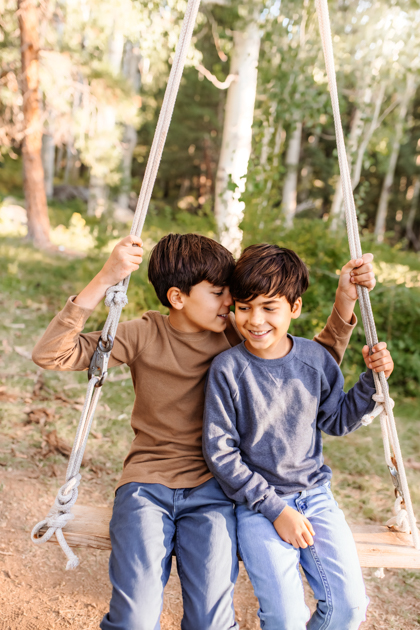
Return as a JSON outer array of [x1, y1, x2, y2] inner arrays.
[[99, 235, 143, 288], [362, 343, 394, 379]]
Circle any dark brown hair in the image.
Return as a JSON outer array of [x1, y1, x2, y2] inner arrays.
[[230, 244, 309, 306], [148, 233, 236, 308]]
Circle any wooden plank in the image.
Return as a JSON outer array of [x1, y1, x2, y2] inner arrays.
[[35, 505, 420, 569]]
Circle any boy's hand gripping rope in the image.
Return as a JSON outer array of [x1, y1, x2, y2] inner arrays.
[[316, 0, 419, 548], [31, 0, 202, 569]]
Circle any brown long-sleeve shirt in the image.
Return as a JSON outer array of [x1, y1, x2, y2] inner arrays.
[[32, 298, 356, 490]]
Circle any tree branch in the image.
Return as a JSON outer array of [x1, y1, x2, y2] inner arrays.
[[195, 63, 237, 90]]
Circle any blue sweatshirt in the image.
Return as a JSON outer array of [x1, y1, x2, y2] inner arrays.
[[202, 336, 376, 522]]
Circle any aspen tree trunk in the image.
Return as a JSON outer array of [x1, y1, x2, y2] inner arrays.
[[281, 121, 302, 228], [406, 177, 420, 251], [330, 106, 365, 230], [18, 0, 51, 248], [42, 130, 55, 199], [375, 74, 416, 241], [352, 82, 386, 190], [214, 24, 261, 256], [116, 42, 141, 215], [88, 29, 125, 217]]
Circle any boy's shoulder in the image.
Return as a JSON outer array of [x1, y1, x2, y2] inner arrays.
[[209, 343, 249, 374], [292, 335, 338, 372]]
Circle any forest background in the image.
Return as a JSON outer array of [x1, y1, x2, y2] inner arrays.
[[0, 1, 420, 627]]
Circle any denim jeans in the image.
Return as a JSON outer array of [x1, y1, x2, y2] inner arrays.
[[236, 482, 368, 630], [100, 478, 239, 630]]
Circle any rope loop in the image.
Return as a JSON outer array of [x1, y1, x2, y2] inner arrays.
[[105, 284, 128, 308], [386, 496, 411, 534], [31, 474, 81, 569], [361, 393, 395, 426]]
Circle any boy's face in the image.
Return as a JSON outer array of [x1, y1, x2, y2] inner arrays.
[[235, 294, 302, 359], [169, 281, 233, 333]]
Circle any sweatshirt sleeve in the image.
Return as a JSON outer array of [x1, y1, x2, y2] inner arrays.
[[316, 353, 376, 436], [313, 305, 356, 365], [203, 361, 287, 522], [32, 296, 154, 371]]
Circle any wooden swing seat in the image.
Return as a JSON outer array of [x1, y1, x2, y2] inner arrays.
[[36, 504, 420, 569]]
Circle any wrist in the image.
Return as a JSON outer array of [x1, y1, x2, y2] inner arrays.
[[334, 290, 356, 323]]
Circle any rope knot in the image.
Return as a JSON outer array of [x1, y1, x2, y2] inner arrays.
[[105, 284, 128, 308], [361, 393, 395, 426], [386, 496, 411, 534]]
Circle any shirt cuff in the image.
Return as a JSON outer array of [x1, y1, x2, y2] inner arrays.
[[56, 295, 95, 330], [258, 490, 287, 522], [329, 304, 357, 336]]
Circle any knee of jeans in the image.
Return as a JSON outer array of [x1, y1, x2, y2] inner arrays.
[[328, 594, 368, 629], [259, 602, 310, 630]]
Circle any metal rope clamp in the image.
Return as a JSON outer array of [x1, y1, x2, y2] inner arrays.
[[388, 463, 405, 501], [88, 334, 114, 387]]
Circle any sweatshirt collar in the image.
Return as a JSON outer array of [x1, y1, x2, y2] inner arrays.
[[238, 334, 296, 366]]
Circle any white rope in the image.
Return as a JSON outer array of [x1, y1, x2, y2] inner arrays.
[[32, 0, 202, 569], [31, 377, 101, 568], [101, 0, 202, 344], [316, 0, 419, 549]]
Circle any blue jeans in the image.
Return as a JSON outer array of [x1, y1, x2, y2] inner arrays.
[[237, 483, 368, 630], [100, 478, 239, 630]]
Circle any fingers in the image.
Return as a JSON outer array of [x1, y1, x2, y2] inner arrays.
[[122, 234, 142, 247], [364, 342, 394, 378]]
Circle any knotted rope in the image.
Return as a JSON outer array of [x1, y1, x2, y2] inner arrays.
[[316, 0, 419, 548], [32, 0, 202, 569]]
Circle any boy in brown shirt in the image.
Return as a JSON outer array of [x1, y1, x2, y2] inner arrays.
[[32, 233, 381, 630]]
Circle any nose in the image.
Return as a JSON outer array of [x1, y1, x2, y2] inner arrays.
[[224, 290, 233, 307], [248, 309, 265, 326]]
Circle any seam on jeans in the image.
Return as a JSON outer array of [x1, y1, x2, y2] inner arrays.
[[174, 528, 188, 623], [308, 541, 333, 630]]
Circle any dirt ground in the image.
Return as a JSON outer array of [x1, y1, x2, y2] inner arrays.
[[0, 467, 419, 630]]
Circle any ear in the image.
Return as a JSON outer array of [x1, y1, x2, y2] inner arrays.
[[167, 287, 185, 310], [291, 297, 302, 320]]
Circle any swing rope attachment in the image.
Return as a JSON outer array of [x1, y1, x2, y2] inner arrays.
[[316, 0, 419, 549], [31, 0, 203, 569]]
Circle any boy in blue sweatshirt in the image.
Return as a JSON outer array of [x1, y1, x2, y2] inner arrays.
[[203, 244, 394, 630]]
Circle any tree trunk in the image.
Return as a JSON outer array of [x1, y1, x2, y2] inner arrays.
[[18, 0, 50, 248], [214, 24, 261, 256], [281, 121, 302, 228], [374, 74, 416, 241], [88, 175, 108, 218], [116, 42, 141, 217], [330, 105, 365, 230], [352, 81, 386, 190], [406, 177, 420, 251], [42, 131, 55, 199]]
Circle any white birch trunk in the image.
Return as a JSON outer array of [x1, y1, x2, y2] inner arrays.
[[281, 121, 302, 228], [116, 42, 141, 219], [214, 24, 261, 256], [89, 30, 125, 217], [352, 81, 386, 190], [406, 177, 420, 251], [374, 74, 416, 241], [41, 131, 55, 199], [330, 105, 365, 230]]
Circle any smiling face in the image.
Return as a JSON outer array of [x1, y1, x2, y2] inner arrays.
[[167, 280, 233, 333], [235, 294, 302, 359]]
